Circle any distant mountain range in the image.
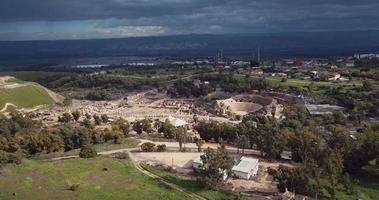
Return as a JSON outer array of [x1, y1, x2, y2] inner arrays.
[[1, 30, 379, 61]]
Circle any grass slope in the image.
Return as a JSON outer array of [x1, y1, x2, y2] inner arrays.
[[0, 85, 55, 110], [0, 157, 191, 200], [142, 164, 234, 200]]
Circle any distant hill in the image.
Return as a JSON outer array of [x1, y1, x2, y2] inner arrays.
[[1, 30, 379, 61], [0, 76, 64, 112]]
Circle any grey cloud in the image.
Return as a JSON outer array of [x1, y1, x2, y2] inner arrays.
[[0, 0, 379, 40]]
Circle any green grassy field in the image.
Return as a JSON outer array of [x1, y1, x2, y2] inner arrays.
[[142, 164, 234, 200], [235, 74, 367, 88], [0, 157, 191, 200], [0, 85, 55, 110]]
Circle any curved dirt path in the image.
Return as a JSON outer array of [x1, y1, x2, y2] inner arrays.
[[0, 102, 17, 112]]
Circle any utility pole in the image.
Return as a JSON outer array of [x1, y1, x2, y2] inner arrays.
[[257, 47, 261, 63]]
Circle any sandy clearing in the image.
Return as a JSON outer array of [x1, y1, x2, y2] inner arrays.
[[132, 152, 202, 168], [0, 76, 14, 84]]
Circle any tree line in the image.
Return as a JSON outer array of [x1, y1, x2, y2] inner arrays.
[[0, 112, 130, 165]]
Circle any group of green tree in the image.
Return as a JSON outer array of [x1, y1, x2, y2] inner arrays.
[[167, 79, 215, 98], [0, 112, 130, 165], [195, 104, 379, 198], [133, 118, 190, 152], [58, 111, 110, 127]]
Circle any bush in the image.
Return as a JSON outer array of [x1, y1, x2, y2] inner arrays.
[[141, 142, 155, 152], [79, 145, 97, 158], [7, 153, 22, 164], [0, 151, 22, 165], [114, 152, 128, 159], [68, 183, 80, 191], [156, 144, 167, 152]]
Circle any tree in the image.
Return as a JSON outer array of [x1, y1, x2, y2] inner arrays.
[[59, 126, 91, 151], [268, 165, 317, 196], [254, 119, 286, 160], [93, 114, 102, 126], [58, 113, 73, 123], [324, 150, 345, 199], [101, 114, 109, 123], [81, 118, 93, 129], [176, 127, 187, 151], [342, 173, 355, 195], [195, 139, 205, 152], [362, 80, 373, 91], [156, 144, 167, 152], [141, 142, 155, 152], [79, 145, 97, 158], [141, 118, 154, 134], [236, 135, 249, 155], [287, 127, 322, 164], [195, 121, 237, 142], [344, 124, 379, 172], [133, 119, 153, 134], [159, 120, 177, 139], [112, 118, 130, 136], [85, 113, 92, 120], [91, 129, 105, 144], [133, 121, 143, 134], [71, 110, 80, 122], [62, 98, 72, 107], [197, 145, 234, 189]]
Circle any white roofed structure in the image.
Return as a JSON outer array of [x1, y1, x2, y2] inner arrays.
[[232, 157, 259, 180], [305, 104, 345, 115], [161, 116, 189, 127]]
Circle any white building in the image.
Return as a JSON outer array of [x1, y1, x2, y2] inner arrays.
[[232, 157, 259, 180], [160, 116, 189, 127]]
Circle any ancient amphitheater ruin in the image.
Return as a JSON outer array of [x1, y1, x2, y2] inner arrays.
[[216, 94, 284, 120]]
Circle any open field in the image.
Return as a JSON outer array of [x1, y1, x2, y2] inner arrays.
[[0, 76, 64, 112], [0, 157, 191, 200], [0, 85, 55, 110], [142, 164, 234, 200]]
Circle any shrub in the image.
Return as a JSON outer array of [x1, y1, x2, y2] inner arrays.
[[0, 151, 22, 165], [114, 152, 128, 159], [7, 153, 22, 164], [156, 144, 167, 152], [141, 142, 155, 152], [79, 145, 97, 158], [68, 183, 80, 191]]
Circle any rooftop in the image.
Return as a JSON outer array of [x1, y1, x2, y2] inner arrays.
[[305, 104, 345, 115], [232, 157, 259, 173], [160, 116, 189, 127]]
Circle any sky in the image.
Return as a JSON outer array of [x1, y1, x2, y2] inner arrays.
[[0, 0, 378, 41]]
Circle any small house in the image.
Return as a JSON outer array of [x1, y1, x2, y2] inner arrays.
[[232, 157, 259, 180]]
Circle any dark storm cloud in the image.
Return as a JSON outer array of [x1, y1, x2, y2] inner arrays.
[[0, 0, 379, 40]]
